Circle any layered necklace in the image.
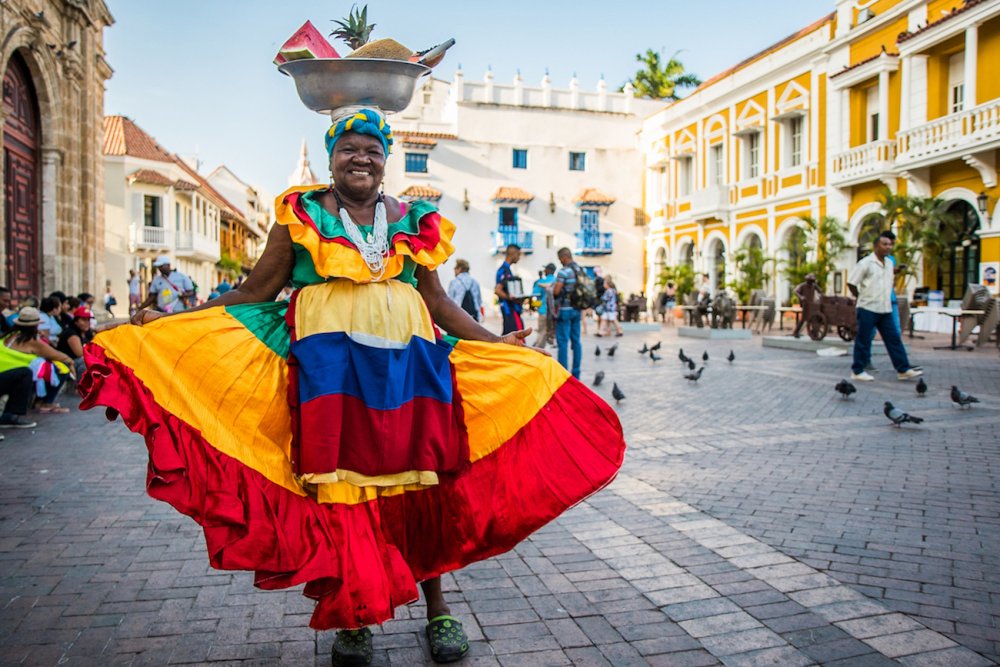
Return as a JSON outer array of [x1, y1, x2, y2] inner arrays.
[[334, 191, 389, 279]]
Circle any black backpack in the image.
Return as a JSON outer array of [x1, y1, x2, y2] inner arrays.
[[569, 264, 597, 310], [460, 287, 478, 320]]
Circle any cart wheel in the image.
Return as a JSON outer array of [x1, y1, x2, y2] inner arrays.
[[806, 313, 828, 341], [837, 325, 855, 342]]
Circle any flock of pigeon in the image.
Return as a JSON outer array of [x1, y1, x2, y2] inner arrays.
[[834, 376, 981, 427], [593, 341, 735, 405]]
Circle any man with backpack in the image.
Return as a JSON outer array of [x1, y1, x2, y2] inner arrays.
[[447, 258, 483, 322], [553, 248, 595, 379]]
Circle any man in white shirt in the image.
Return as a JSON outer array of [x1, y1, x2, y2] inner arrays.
[[137, 255, 195, 314], [446, 259, 482, 322], [847, 231, 921, 382]]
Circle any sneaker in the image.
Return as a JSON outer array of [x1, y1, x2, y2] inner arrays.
[[851, 371, 875, 382], [0, 415, 37, 429], [897, 368, 923, 380], [864, 364, 877, 372]]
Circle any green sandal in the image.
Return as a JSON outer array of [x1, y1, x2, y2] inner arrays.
[[425, 615, 469, 663], [331, 627, 373, 667]]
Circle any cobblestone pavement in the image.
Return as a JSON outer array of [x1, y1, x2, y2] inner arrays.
[[1, 322, 998, 666]]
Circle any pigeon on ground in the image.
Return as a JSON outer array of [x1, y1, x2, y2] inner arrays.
[[915, 377, 927, 397], [678, 348, 690, 363], [595, 345, 601, 357], [702, 351, 709, 362], [649, 350, 662, 362], [650, 341, 662, 352], [606, 343, 618, 357], [951, 385, 979, 409], [727, 350, 735, 363], [687, 359, 696, 371], [884, 401, 923, 427], [611, 383, 625, 403], [684, 367, 704, 382], [834, 379, 856, 399], [638, 343, 649, 354], [593, 371, 605, 386]]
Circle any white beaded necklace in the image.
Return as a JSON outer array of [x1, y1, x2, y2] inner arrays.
[[336, 193, 389, 280]]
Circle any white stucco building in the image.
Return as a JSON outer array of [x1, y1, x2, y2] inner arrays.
[[383, 69, 662, 313]]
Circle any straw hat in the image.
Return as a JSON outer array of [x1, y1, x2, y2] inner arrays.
[[13, 306, 41, 326]]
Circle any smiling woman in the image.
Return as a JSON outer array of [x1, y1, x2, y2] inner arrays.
[[80, 102, 626, 665]]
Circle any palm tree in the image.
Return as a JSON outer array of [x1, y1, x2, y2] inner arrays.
[[876, 189, 961, 287], [621, 49, 701, 100]]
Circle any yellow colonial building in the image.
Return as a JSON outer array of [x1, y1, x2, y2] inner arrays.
[[643, 0, 1000, 303]]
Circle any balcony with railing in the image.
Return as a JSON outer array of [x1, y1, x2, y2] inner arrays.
[[687, 185, 730, 221], [575, 231, 613, 255], [896, 98, 1000, 168], [175, 229, 221, 262], [830, 139, 896, 187], [492, 230, 533, 255], [129, 224, 172, 251]]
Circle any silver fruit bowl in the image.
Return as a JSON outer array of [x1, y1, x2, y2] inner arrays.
[[278, 58, 431, 115]]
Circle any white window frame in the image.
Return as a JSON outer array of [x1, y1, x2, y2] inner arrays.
[[948, 51, 965, 114], [866, 86, 879, 142], [710, 143, 725, 186], [678, 156, 693, 197], [744, 132, 760, 180], [787, 115, 804, 168]]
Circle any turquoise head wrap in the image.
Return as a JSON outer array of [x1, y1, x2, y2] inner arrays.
[[325, 107, 393, 158]]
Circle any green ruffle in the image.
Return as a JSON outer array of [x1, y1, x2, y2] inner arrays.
[[225, 301, 290, 359], [299, 190, 437, 241]]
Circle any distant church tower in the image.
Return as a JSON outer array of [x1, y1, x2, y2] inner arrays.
[[288, 138, 318, 186]]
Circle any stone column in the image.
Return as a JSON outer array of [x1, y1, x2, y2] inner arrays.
[[964, 24, 978, 109]]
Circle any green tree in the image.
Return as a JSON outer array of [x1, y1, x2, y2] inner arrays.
[[781, 216, 849, 295], [216, 252, 242, 281], [727, 246, 773, 303], [876, 189, 961, 288], [657, 264, 695, 302], [621, 49, 701, 100]]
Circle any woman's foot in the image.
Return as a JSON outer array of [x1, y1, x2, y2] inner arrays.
[[426, 615, 470, 664], [331, 628, 373, 667], [36, 404, 70, 414]]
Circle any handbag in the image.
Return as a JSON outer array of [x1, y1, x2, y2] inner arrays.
[[595, 304, 605, 316]]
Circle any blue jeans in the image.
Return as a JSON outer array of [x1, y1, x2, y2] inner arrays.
[[853, 308, 912, 374], [556, 307, 582, 379]]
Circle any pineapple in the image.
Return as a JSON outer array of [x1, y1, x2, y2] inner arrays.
[[330, 4, 375, 50]]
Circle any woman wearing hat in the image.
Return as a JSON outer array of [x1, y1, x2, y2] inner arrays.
[[56, 306, 95, 380], [82, 108, 625, 665], [1, 306, 75, 414]]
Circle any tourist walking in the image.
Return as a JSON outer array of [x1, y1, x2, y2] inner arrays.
[[446, 258, 482, 322], [137, 256, 195, 313], [553, 247, 586, 379], [848, 231, 921, 382], [495, 244, 527, 335]]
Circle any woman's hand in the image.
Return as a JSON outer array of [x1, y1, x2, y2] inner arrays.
[[499, 328, 532, 346], [130, 310, 165, 327]]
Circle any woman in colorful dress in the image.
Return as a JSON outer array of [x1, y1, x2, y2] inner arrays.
[[81, 109, 625, 666]]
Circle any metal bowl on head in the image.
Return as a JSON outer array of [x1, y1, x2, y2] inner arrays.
[[278, 58, 431, 115]]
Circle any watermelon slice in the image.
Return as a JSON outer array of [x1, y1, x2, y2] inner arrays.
[[274, 21, 340, 65]]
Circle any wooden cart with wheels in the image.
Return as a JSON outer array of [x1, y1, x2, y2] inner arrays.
[[806, 295, 857, 342]]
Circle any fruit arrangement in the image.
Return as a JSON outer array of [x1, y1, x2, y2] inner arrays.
[[274, 5, 454, 68]]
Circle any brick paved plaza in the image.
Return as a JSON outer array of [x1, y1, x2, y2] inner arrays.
[[1, 324, 998, 666]]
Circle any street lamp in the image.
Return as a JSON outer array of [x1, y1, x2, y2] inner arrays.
[[976, 191, 989, 216]]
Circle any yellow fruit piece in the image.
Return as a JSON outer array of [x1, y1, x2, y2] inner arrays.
[[347, 38, 413, 61]]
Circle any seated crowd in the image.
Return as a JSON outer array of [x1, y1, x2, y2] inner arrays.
[[0, 286, 96, 429]]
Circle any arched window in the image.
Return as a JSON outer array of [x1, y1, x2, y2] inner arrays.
[[938, 200, 981, 301], [784, 226, 807, 300], [653, 247, 666, 283], [711, 240, 726, 291], [682, 243, 694, 269], [856, 212, 885, 261]]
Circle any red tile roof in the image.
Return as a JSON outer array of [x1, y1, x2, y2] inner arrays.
[[829, 50, 899, 80], [691, 13, 835, 95], [493, 186, 534, 203], [173, 179, 199, 191], [400, 136, 438, 148], [103, 116, 173, 162], [398, 184, 442, 201], [127, 168, 173, 187], [576, 188, 616, 206], [898, 0, 985, 43], [397, 131, 458, 140]]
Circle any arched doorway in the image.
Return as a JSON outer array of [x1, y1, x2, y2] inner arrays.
[[856, 212, 885, 261], [938, 200, 980, 301], [3, 52, 41, 298], [653, 246, 666, 284], [707, 237, 727, 292]]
